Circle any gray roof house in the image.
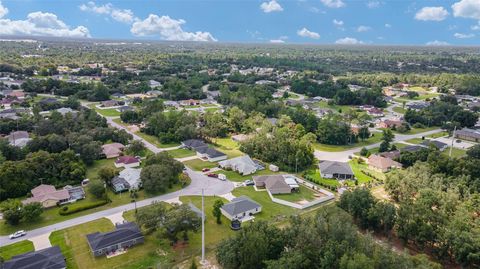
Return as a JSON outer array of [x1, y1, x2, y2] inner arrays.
[[8, 130, 31, 148], [111, 168, 142, 193], [3, 246, 66, 269], [318, 161, 354, 180], [181, 139, 208, 149], [56, 107, 77, 116], [195, 146, 227, 162], [86, 222, 144, 257], [401, 145, 426, 153], [421, 140, 448, 151], [253, 174, 299, 194], [220, 196, 262, 221], [218, 155, 258, 175], [455, 128, 480, 142]]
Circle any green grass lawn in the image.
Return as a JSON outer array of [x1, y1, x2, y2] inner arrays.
[[204, 107, 220, 112], [168, 148, 196, 158], [212, 137, 244, 158], [273, 185, 317, 203], [183, 159, 218, 171], [112, 117, 129, 127], [314, 132, 383, 152], [394, 93, 439, 102], [348, 160, 385, 182], [0, 240, 34, 261], [232, 187, 297, 221], [315, 101, 354, 114], [393, 126, 438, 135], [405, 138, 424, 144], [201, 103, 218, 108], [95, 108, 121, 117], [303, 167, 340, 188], [443, 147, 467, 158], [392, 106, 406, 114], [427, 131, 449, 139], [287, 92, 300, 99], [135, 132, 180, 148]]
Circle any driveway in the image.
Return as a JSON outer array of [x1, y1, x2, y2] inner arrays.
[[315, 128, 442, 162], [0, 168, 234, 247]]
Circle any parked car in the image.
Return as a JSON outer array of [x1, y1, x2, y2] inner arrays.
[[207, 173, 218, 178], [9, 230, 26, 239], [244, 180, 254, 186], [202, 168, 210, 172], [218, 173, 227, 181]]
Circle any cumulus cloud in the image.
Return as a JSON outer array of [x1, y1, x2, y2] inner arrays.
[[297, 27, 320, 39], [131, 14, 217, 42], [0, 11, 90, 38], [452, 0, 480, 20], [357, 25, 371, 32], [385, 23, 392, 28], [472, 22, 480, 30], [415, 7, 449, 21], [454, 32, 475, 38], [366, 1, 381, 9], [333, 19, 344, 26], [79, 1, 136, 23], [426, 40, 449, 46], [0, 1, 8, 19], [260, 0, 283, 13], [270, 39, 285, 43], [335, 37, 364, 45], [320, 0, 345, 8]]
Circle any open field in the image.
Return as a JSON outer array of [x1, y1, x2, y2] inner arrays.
[[314, 132, 383, 152], [135, 132, 180, 148], [212, 137, 244, 158]]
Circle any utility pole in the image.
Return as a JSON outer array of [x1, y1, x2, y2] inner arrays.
[[449, 125, 457, 158], [201, 188, 205, 264]]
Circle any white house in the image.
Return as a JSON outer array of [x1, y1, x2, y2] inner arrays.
[[220, 196, 262, 222], [218, 155, 257, 175]]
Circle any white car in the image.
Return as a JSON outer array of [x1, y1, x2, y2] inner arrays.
[[9, 230, 26, 239]]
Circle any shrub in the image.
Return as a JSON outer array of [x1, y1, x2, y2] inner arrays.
[[412, 122, 426, 129], [58, 200, 109, 215]]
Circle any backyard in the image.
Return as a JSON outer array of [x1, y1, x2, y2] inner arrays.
[[272, 185, 318, 203], [211, 137, 244, 158]]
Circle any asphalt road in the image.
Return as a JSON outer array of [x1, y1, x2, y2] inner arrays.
[[0, 168, 234, 246]]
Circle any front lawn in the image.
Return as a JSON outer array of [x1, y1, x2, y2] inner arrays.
[[348, 159, 385, 182], [232, 187, 297, 221], [392, 106, 406, 114], [135, 132, 180, 148], [314, 132, 383, 152], [0, 240, 34, 261], [273, 185, 317, 203], [95, 108, 121, 117], [405, 138, 424, 144], [303, 167, 340, 188], [427, 131, 449, 139], [212, 137, 244, 158], [394, 126, 439, 135], [168, 148, 196, 158], [443, 147, 467, 158], [183, 159, 218, 171]]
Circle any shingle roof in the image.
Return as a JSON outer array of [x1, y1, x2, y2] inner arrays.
[[182, 139, 207, 149], [221, 196, 261, 216], [86, 222, 143, 252], [3, 246, 66, 269], [456, 128, 480, 139], [318, 161, 354, 175], [421, 140, 447, 149], [368, 155, 402, 170], [195, 146, 225, 158], [115, 156, 140, 165], [218, 155, 257, 175]]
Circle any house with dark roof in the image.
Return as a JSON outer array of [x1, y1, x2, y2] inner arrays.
[[195, 146, 227, 162], [86, 222, 144, 257], [401, 145, 425, 153], [181, 139, 207, 149], [421, 140, 448, 151], [2, 246, 66, 269], [318, 161, 354, 180], [455, 128, 480, 143], [220, 196, 261, 221]]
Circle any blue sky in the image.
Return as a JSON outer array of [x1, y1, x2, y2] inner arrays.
[[0, 0, 479, 45]]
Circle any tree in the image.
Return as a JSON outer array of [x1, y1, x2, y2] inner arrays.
[[88, 181, 106, 199], [190, 258, 198, 269], [127, 140, 146, 156], [22, 202, 43, 222], [467, 144, 480, 159], [1, 199, 24, 225], [120, 110, 142, 124], [141, 164, 173, 194], [359, 147, 370, 157], [378, 141, 390, 153], [136, 201, 167, 233], [163, 204, 201, 243], [98, 166, 117, 185], [358, 126, 370, 141], [212, 199, 224, 224]]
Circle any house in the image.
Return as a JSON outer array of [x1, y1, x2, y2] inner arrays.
[[401, 145, 425, 153], [86, 222, 144, 257], [8, 130, 31, 148], [149, 80, 162, 88], [377, 119, 403, 129], [23, 184, 71, 208], [318, 161, 354, 180], [406, 101, 430, 111], [114, 156, 141, 168], [8, 90, 25, 99], [146, 90, 162, 97], [220, 196, 262, 221], [164, 100, 179, 108], [367, 155, 403, 172], [218, 155, 258, 175], [269, 164, 279, 172], [2, 246, 66, 269], [379, 150, 401, 160], [180, 99, 200, 106], [116, 106, 134, 113], [366, 108, 384, 117], [102, 143, 125, 159], [455, 128, 480, 142], [231, 134, 251, 142], [111, 168, 141, 192], [181, 139, 208, 150], [56, 107, 77, 116], [101, 100, 119, 108], [421, 140, 448, 151], [111, 92, 125, 99], [253, 174, 299, 194], [195, 146, 227, 162]]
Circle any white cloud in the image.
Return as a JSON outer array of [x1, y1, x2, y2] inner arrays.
[[335, 37, 364, 45], [385, 23, 392, 28], [0, 11, 90, 38], [260, 0, 283, 13], [0, 1, 8, 19], [270, 39, 285, 43], [297, 27, 320, 39], [79, 1, 136, 23], [472, 21, 480, 30], [454, 32, 475, 38], [426, 40, 449, 46], [320, 0, 345, 8], [452, 0, 480, 20], [333, 19, 344, 26], [131, 14, 216, 42], [367, 1, 381, 9], [357, 25, 371, 32], [415, 7, 449, 21]]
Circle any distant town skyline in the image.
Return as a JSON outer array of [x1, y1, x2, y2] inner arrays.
[[0, 0, 479, 45]]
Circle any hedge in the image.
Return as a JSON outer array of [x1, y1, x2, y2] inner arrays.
[[58, 200, 109, 215]]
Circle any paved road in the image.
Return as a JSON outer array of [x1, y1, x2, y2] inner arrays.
[[0, 168, 234, 246], [314, 128, 441, 162]]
